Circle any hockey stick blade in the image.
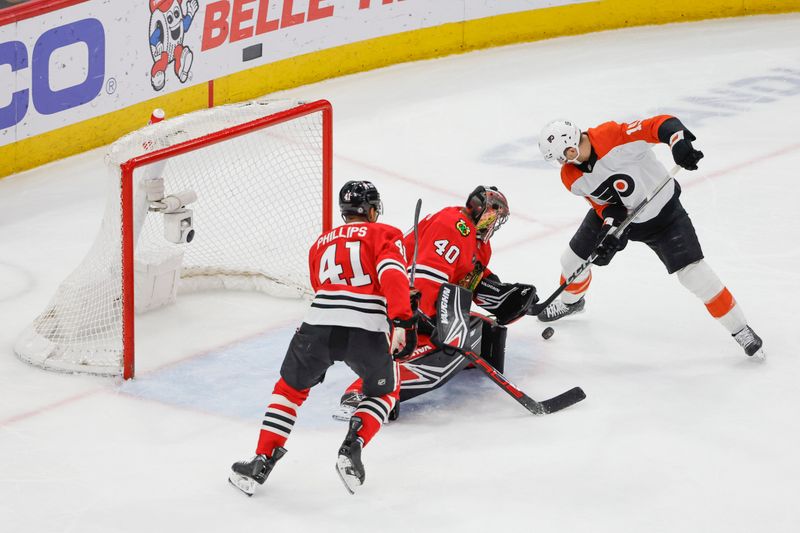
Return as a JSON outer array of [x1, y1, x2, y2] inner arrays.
[[538, 386, 587, 414], [461, 348, 585, 415]]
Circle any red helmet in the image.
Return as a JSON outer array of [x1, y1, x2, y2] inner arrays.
[[150, 0, 180, 13]]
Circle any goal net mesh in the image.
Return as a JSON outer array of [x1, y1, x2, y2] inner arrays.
[[15, 99, 327, 377]]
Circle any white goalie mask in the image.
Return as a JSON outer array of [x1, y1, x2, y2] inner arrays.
[[538, 120, 582, 165]]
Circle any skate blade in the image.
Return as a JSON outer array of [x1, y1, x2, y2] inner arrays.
[[335, 456, 361, 495], [331, 405, 356, 422], [228, 473, 256, 497]]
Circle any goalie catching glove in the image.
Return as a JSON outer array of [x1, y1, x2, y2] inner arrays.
[[474, 275, 538, 325]]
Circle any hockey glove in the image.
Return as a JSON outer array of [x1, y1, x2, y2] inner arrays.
[[593, 208, 629, 267], [474, 276, 538, 326], [390, 315, 418, 360], [669, 129, 703, 171]]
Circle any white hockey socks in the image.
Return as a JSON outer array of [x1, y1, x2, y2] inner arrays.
[[676, 260, 747, 334], [559, 247, 591, 305]]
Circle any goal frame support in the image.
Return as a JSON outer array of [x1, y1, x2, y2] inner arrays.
[[119, 100, 333, 379]]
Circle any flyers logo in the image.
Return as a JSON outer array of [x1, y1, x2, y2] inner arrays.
[[590, 174, 635, 204], [456, 219, 471, 236]]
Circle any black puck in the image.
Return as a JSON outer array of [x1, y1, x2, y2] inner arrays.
[[541, 327, 555, 340]]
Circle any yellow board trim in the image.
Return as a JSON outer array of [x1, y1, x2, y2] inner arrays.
[[2, 0, 799, 178]]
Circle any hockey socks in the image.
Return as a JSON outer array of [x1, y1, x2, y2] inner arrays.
[[676, 260, 746, 334], [255, 378, 309, 456], [351, 390, 399, 447], [559, 247, 592, 304]]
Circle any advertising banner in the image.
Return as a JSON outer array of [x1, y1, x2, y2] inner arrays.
[[0, 0, 593, 148]]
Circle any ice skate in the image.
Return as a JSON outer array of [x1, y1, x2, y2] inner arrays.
[[733, 325, 765, 361], [228, 447, 286, 496], [332, 391, 364, 422], [336, 418, 365, 494], [537, 297, 585, 322]]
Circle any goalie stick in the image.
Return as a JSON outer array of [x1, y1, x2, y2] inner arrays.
[[530, 165, 681, 315], [436, 283, 586, 415]]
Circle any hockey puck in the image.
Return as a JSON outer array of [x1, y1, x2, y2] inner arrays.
[[541, 327, 555, 340]]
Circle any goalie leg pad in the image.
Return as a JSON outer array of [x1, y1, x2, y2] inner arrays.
[[479, 318, 507, 373]]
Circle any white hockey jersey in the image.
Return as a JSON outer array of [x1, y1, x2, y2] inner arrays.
[[561, 115, 676, 223]]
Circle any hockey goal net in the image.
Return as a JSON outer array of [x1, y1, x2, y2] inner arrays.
[[15, 99, 332, 379]]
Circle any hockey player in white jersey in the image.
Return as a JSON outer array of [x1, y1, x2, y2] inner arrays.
[[535, 116, 764, 359]]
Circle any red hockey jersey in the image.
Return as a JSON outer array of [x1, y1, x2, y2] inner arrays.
[[304, 221, 412, 333], [405, 206, 492, 318], [561, 115, 676, 223]]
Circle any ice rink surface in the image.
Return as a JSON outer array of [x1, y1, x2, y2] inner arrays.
[[2, 14, 800, 533]]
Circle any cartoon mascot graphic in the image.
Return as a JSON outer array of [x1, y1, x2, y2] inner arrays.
[[149, 0, 199, 91]]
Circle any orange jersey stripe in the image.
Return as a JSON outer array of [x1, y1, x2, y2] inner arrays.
[[705, 287, 736, 318]]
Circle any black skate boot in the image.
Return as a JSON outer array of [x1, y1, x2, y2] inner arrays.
[[388, 402, 400, 422], [332, 391, 365, 422], [228, 447, 287, 496], [336, 417, 365, 494], [733, 325, 765, 361], [537, 297, 585, 322]]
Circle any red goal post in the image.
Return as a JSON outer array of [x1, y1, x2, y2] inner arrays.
[[119, 100, 332, 379], [16, 99, 333, 380]]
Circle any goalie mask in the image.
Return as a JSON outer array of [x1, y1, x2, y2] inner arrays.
[[339, 180, 383, 220], [466, 186, 510, 242]]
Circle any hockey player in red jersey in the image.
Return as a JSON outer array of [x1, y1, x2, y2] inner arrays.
[[229, 180, 417, 496], [536, 116, 764, 359], [335, 186, 538, 421]]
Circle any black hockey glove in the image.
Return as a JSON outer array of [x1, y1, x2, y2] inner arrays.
[[659, 118, 703, 171], [474, 275, 538, 326], [670, 129, 703, 171], [390, 315, 418, 360], [593, 208, 629, 267]]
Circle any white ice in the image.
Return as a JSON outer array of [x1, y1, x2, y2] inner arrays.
[[2, 14, 800, 533]]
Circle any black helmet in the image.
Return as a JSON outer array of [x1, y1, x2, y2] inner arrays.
[[465, 185, 510, 242], [339, 180, 383, 220]]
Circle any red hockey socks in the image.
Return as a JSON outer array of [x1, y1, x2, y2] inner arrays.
[[255, 377, 310, 456], [352, 387, 400, 447]]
